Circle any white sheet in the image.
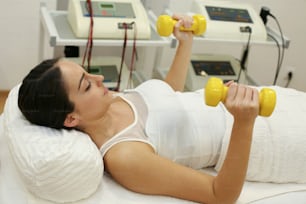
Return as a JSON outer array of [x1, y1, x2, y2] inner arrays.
[[1, 114, 306, 204]]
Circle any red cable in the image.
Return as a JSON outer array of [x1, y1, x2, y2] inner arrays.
[[82, 0, 94, 72], [115, 22, 137, 91]]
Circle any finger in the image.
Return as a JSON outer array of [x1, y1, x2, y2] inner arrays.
[[182, 16, 193, 29], [173, 19, 183, 36], [226, 83, 238, 102], [245, 87, 259, 103], [174, 19, 183, 29], [244, 87, 260, 116], [225, 80, 235, 87], [252, 88, 259, 104], [244, 87, 256, 107], [244, 87, 252, 100], [233, 85, 243, 104], [172, 13, 182, 21], [172, 14, 193, 29], [250, 88, 259, 106]]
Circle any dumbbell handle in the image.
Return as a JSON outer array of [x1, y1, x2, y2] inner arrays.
[[205, 77, 276, 117], [156, 14, 206, 36]]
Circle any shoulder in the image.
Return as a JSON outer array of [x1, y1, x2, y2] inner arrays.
[[103, 141, 156, 191], [104, 141, 154, 171]]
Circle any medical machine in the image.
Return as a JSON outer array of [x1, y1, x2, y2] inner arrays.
[[191, 0, 267, 41], [67, 0, 151, 39], [69, 56, 130, 91], [185, 54, 240, 91]]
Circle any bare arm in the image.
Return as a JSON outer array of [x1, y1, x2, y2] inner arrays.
[[213, 82, 259, 202], [164, 14, 194, 92]]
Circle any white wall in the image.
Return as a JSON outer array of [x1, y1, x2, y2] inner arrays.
[[0, 1, 39, 90], [0, 0, 56, 90], [1, 0, 306, 91]]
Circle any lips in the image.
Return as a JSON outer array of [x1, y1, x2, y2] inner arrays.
[[104, 87, 109, 95]]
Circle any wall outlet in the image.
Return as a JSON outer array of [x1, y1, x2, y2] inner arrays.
[[284, 66, 295, 80]]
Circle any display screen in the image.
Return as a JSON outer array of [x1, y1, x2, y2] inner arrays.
[[191, 60, 236, 76], [81, 1, 135, 18], [100, 3, 114, 9], [205, 6, 253, 23], [89, 65, 118, 82]]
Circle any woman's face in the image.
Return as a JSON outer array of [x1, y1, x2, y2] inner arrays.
[[58, 60, 113, 126]]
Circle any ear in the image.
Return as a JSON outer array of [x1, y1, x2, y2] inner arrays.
[[64, 113, 80, 128]]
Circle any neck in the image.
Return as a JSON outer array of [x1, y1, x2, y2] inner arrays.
[[80, 97, 129, 149], [84, 116, 113, 149]]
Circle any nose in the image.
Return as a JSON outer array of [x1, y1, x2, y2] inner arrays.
[[91, 74, 104, 87]]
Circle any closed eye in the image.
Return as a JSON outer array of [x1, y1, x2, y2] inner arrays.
[[85, 80, 91, 91]]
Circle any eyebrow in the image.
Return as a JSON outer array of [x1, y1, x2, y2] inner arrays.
[[78, 73, 85, 91]]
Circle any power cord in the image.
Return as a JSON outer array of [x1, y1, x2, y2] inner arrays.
[[285, 71, 293, 88], [260, 6, 286, 85], [267, 32, 282, 85], [237, 26, 252, 82]]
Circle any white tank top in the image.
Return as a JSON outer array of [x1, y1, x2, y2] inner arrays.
[[100, 79, 226, 169]]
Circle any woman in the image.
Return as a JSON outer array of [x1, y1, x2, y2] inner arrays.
[[18, 14, 260, 204]]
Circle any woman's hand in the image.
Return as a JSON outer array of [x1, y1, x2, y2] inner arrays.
[[224, 81, 259, 123], [172, 14, 194, 44]]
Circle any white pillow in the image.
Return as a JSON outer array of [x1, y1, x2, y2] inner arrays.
[[3, 84, 103, 203]]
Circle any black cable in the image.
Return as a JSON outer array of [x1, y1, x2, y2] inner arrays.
[[284, 71, 293, 87], [270, 14, 285, 85], [259, 6, 286, 85], [237, 26, 252, 82], [268, 33, 281, 83], [270, 15, 285, 67]]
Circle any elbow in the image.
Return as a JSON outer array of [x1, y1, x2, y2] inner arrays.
[[210, 181, 241, 204], [210, 194, 239, 204], [214, 198, 238, 204]]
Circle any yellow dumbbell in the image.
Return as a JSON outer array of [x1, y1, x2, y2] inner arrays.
[[156, 14, 207, 36], [205, 77, 276, 117]]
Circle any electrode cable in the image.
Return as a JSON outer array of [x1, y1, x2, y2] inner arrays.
[[115, 22, 137, 91], [82, 0, 94, 72]]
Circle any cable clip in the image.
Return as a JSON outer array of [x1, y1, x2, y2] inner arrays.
[[118, 22, 135, 30], [240, 26, 252, 33]]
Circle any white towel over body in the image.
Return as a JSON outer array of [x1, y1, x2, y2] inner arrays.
[[216, 86, 306, 183]]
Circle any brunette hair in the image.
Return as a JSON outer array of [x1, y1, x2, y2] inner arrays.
[[18, 58, 74, 129]]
